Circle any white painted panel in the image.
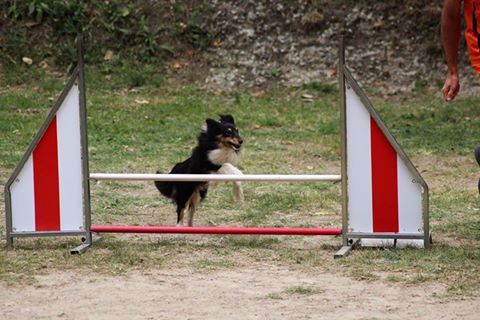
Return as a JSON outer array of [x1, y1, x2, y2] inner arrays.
[[361, 239, 424, 248], [11, 156, 36, 232], [346, 87, 373, 233], [56, 84, 85, 231], [397, 155, 423, 233]]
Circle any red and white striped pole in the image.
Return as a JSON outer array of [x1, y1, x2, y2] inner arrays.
[[6, 75, 87, 238], [342, 67, 429, 248], [5, 36, 90, 249]]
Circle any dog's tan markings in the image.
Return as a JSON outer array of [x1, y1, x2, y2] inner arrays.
[[225, 137, 241, 149], [176, 207, 185, 226], [187, 190, 202, 227]]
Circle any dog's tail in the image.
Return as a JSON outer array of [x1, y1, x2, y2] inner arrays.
[[154, 170, 174, 199]]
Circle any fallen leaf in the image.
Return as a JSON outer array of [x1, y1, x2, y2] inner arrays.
[[326, 68, 337, 77], [251, 90, 266, 98], [169, 61, 182, 70], [52, 71, 63, 78], [134, 99, 150, 105], [289, 91, 297, 97], [103, 50, 115, 61], [283, 140, 294, 145], [212, 39, 222, 48], [23, 20, 40, 28], [253, 124, 262, 129], [39, 61, 48, 69], [301, 93, 314, 102], [301, 93, 313, 99], [22, 57, 33, 65], [122, 145, 135, 152]]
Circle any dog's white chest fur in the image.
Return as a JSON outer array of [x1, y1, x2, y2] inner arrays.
[[208, 148, 240, 166]]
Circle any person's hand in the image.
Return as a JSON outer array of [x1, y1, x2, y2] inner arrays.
[[442, 72, 460, 102]]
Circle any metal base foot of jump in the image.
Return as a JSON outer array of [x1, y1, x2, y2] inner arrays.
[[70, 235, 102, 255], [334, 239, 360, 259]]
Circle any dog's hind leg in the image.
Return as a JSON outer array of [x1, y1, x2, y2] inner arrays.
[[176, 205, 186, 226], [175, 186, 195, 226], [217, 163, 244, 201], [187, 190, 202, 227]]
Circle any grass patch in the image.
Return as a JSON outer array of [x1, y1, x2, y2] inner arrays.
[[266, 285, 318, 300], [266, 292, 283, 300], [338, 245, 480, 295], [194, 258, 236, 271], [385, 274, 401, 283], [285, 285, 316, 295], [373, 96, 480, 156], [0, 70, 479, 298], [223, 237, 280, 249], [348, 269, 381, 281]]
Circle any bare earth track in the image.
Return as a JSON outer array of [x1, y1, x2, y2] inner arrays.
[[1, 266, 479, 320], [1, 155, 479, 320]]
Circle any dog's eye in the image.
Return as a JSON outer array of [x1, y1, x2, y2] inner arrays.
[[226, 128, 233, 136]]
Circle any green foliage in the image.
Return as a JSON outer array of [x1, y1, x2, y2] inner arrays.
[[7, 0, 88, 32], [414, 78, 429, 91], [2, 0, 211, 66], [302, 81, 337, 94], [375, 96, 480, 155], [7, 0, 50, 22], [95, 62, 165, 88], [183, 9, 210, 49], [1, 59, 47, 86], [1, 28, 29, 61], [285, 286, 316, 295]]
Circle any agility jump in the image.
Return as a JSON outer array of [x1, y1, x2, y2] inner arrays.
[[4, 38, 430, 257]]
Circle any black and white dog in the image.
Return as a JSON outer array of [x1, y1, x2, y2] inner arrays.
[[155, 115, 244, 226]]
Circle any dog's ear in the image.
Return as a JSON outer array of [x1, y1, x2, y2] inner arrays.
[[205, 118, 220, 133], [219, 114, 235, 125]]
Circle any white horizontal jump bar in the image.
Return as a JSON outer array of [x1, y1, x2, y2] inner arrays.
[[89, 173, 342, 182]]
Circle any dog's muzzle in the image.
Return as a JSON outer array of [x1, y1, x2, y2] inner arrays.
[[228, 138, 243, 151]]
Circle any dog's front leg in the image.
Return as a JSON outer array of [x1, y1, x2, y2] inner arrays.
[[232, 181, 244, 202], [217, 163, 244, 201]]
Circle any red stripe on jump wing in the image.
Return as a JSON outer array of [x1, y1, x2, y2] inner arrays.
[[33, 116, 61, 231], [370, 117, 399, 232]]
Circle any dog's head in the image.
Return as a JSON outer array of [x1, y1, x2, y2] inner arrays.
[[204, 115, 243, 151]]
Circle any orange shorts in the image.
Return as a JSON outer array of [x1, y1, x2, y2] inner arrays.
[[464, 0, 480, 75]]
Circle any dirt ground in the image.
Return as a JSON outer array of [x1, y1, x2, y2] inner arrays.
[[1, 142, 478, 319], [1, 155, 479, 320], [1, 264, 479, 320]]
